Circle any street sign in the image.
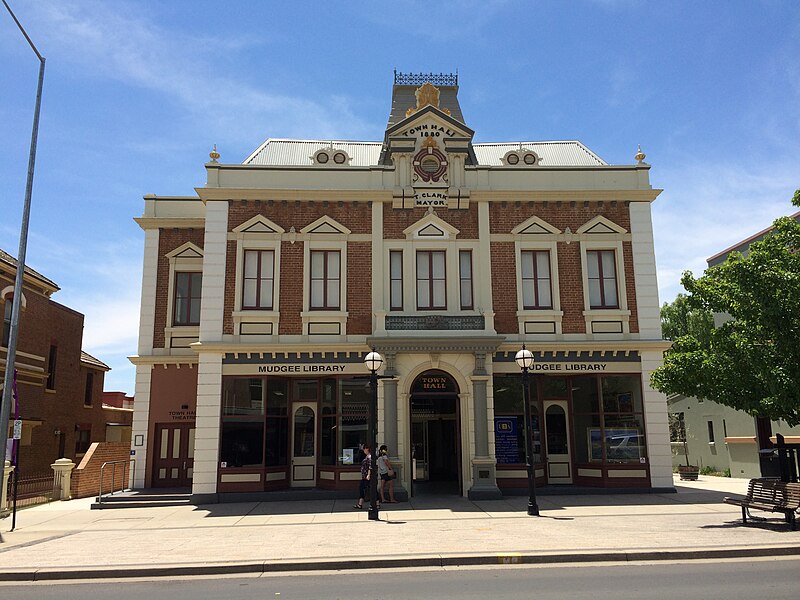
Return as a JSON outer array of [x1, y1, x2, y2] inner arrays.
[[12, 419, 22, 440]]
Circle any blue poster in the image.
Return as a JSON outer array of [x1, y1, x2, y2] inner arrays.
[[495, 417, 519, 464]]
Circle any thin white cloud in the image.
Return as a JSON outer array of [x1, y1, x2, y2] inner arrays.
[[26, 1, 376, 143], [652, 159, 800, 304]]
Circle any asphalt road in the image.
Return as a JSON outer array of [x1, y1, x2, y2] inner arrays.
[[2, 558, 799, 599]]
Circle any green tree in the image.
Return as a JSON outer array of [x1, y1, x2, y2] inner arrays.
[[651, 190, 800, 426], [660, 293, 714, 344]]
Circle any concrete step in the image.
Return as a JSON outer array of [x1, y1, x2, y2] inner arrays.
[[91, 498, 193, 510]]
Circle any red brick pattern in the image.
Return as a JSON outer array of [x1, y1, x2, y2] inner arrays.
[[153, 228, 205, 347], [71, 442, 132, 499], [383, 204, 479, 239]]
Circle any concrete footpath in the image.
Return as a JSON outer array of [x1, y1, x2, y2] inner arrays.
[[0, 475, 798, 581]]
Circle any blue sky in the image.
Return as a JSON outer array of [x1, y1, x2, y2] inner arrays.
[[2, 1, 799, 394]]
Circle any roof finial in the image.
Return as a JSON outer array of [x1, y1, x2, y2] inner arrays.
[[635, 144, 646, 164], [209, 144, 220, 163]]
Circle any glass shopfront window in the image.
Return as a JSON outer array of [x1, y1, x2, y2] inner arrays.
[[570, 374, 646, 464], [493, 375, 540, 465], [493, 373, 646, 467], [220, 375, 369, 470]]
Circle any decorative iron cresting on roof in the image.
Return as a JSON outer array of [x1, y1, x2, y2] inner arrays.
[[394, 70, 458, 86]]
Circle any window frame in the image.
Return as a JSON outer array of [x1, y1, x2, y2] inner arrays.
[[389, 250, 404, 311], [520, 249, 553, 310], [84, 372, 94, 407], [309, 249, 342, 311], [416, 249, 447, 311], [459, 250, 474, 310], [242, 249, 275, 310], [173, 271, 203, 326], [46, 344, 58, 390], [586, 249, 619, 309]]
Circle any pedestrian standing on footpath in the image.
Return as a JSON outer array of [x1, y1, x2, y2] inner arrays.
[[377, 444, 397, 503], [354, 444, 374, 509]]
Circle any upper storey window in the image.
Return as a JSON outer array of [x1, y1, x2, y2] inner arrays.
[[586, 250, 618, 309], [459, 250, 473, 310], [243, 250, 275, 310], [310, 250, 341, 310], [390, 250, 403, 311], [416, 250, 446, 310], [521, 250, 552, 309], [174, 272, 202, 325]]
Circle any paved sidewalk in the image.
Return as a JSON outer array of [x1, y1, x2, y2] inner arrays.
[[1, 475, 798, 581]]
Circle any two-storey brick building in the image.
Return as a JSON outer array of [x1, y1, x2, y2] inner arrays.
[[1, 250, 131, 474], [131, 73, 671, 501]]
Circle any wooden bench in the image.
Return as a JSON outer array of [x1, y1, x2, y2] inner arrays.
[[723, 478, 800, 530]]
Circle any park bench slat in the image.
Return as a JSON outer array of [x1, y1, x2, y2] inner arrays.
[[723, 478, 800, 530]]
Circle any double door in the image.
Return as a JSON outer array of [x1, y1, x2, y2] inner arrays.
[[152, 423, 195, 488]]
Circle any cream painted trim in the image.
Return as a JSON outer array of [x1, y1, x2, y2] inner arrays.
[[510, 215, 561, 235], [403, 212, 460, 239], [471, 190, 663, 202], [220, 473, 261, 483], [165, 243, 204, 347], [302, 240, 348, 335], [0, 287, 26, 308], [607, 469, 647, 478], [135, 217, 206, 230], [579, 240, 630, 334], [339, 472, 361, 481], [301, 215, 351, 235], [231, 214, 285, 236], [231, 238, 281, 337], [576, 215, 627, 235], [514, 240, 562, 335], [577, 468, 602, 477], [197, 188, 394, 202], [497, 470, 528, 478]]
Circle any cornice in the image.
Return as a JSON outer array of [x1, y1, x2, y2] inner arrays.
[[472, 190, 663, 202], [134, 217, 206, 230], [195, 188, 394, 202]]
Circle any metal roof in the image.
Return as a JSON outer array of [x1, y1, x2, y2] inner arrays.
[[244, 139, 382, 167], [244, 139, 607, 168], [472, 141, 607, 166]]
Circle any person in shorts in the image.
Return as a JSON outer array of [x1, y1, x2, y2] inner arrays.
[[377, 444, 397, 503]]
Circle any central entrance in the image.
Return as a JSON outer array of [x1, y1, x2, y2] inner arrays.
[[410, 369, 461, 496]]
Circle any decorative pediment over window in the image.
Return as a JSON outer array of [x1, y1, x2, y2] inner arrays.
[[165, 242, 203, 259], [576, 215, 627, 235], [403, 212, 460, 240], [511, 215, 561, 235], [232, 215, 285, 235], [300, 215, 351, 235]]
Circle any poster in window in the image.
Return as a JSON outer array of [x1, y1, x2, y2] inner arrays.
[[342, 448, 354, 465], [617, 393, 633, 413], [495, 417, 520, 464]]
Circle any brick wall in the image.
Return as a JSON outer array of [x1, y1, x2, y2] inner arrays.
[[488, 201, 639, 335], [71, 442, 132, 499], [384, 203, 479, 239], [153, 228, 205, 348]]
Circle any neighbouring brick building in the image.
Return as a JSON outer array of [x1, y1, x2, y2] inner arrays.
[[131, 73, 671, 501], [1, 250, 132, 474]]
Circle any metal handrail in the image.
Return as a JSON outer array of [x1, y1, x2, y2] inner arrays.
[[97, 459, 135, 504]]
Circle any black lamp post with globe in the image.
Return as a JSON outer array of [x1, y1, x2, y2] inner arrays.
[[515, 345, 540, 516]]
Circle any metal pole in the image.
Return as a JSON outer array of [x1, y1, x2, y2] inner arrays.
[[521, 366, 540, 516], [0, 0, 46, 473], [368, 371, 380, 521]]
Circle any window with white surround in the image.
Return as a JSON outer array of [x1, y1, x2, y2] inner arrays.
[[164, 242, 204, 348], [300, 215, 350, 336], [231, 215, 284, 337], [390, 250, 403, 311], [459, 250, 473, 310], [521, 250, 552, 309], [586, 250, 618, 309], [173, 271, 202, 325], [310, 250, 341, 310], [512, 215, 563, 336], [577, 215, 630, 335], [242, 249, 275, 310], [416, 250, 446, 310]]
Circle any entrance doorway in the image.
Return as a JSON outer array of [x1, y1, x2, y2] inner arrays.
[[152, 423, 195, 488], [291, 402, 317, 487], [410, 370, 461, 496], [543, 400, 572, 484]]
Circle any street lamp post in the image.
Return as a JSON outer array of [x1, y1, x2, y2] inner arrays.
[[515, 345, 540, 516], [0, 0, 46, 469], [364, 350, 383, 521]]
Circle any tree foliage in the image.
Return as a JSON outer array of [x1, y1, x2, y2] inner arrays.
[[651, 191, 800, 426]]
